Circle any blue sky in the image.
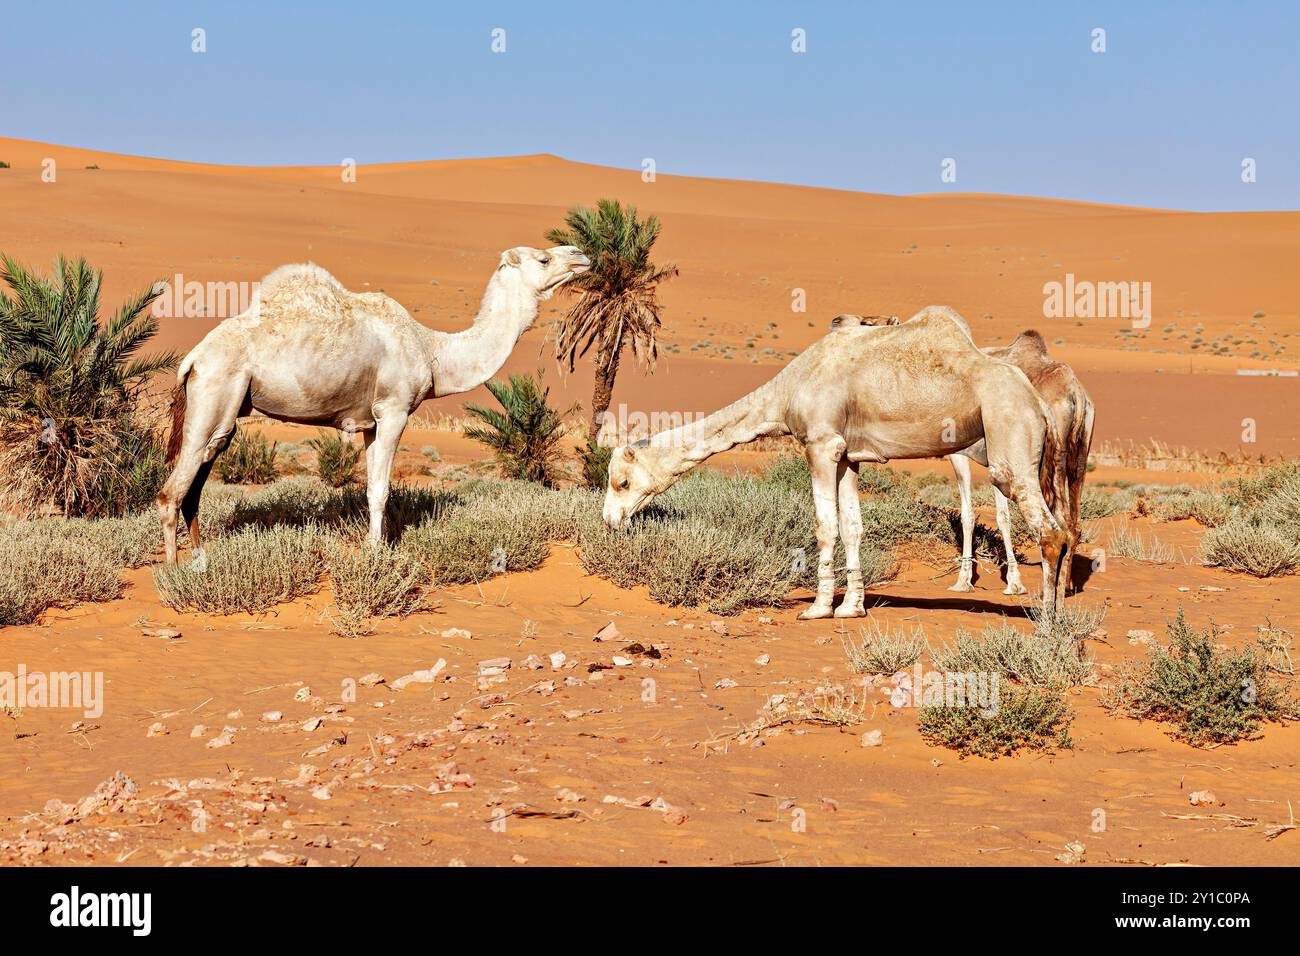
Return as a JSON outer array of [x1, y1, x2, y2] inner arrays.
[[3, 0, 1297, 210]]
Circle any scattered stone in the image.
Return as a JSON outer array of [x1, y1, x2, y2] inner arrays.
[[1055, 841, 1086, 865], [190, 725, 207, 738], [294, 687, 312, 702], [261, 711, 283, 723], [861, 729, 884, 748], [755, 653, 770, 666], [392, 659, 448, 689], [441, 627, 472, 640], [357, 673, 384, 687], [930, 758, 944, 768], [146, 722, 168, 738], [714, 677, 738, 689], [522, 654, 545, 670], [1189, 790, 1218, 807], [549, 651, 567, 671], [757, 616, 774, 625], [478, 657, 512, 676], [555, 788, 585, 803], [310, 786, 332, 801], [207, 727, 236, 749], [709, 621, 729, 636], [611, 656, 633, 667], [1200, 585, 1227, 593], [593, 621, 621, 642], [142, 627, 182, 640], [301, 717, 323, 733], [1127, 629, 1156, 647]]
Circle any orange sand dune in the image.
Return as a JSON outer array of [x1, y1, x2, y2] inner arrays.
[[2, 137, 1298, 454]]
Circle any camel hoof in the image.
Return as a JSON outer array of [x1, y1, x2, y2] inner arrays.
[[947, 581, 975, 593], [798, 606, 834, 621], [834, 604, 866, 618], [1003, 582, 1029, 596]]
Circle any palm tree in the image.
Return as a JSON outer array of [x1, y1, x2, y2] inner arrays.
[[545, 199, 678, 445], [0, 255, 175, 516]]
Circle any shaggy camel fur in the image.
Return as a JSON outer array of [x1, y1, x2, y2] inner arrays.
[[158, 245, 589, 563], [603, 306, 1071, 619]]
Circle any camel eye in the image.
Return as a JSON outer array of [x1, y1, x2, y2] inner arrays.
[[619, 480, 629, 490], [538, 256, 550, 266]]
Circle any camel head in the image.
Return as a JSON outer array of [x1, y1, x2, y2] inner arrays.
[[602, 443, 669, 527], [497, 245, 590, 300]]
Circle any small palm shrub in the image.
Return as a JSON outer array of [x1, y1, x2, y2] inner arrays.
[[1103, 609, 1294, 746], [0, 255, 176, 517], [305, 430, 361, 487], [153, 524, 324, 613], [0, 532, 122, 626], [464, 372, 573, 487], [918, 685, 1074, 758], [215, 431, 279, 484], [579, 438, 612, 489]]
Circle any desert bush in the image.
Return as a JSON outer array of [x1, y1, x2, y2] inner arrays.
[[1103, 609, 1294, 746], [0, 532, 122, 626], [1201, 517, 1300, 577], [0, 254, 175, 517], [215, 431, 279, 484], [153, 524, 324, 613], [401, 508, 551, 584], [917, 685, 1074, 758], [1078, 485, 1136, 520], [930, 616, 1095, 688], [305, 430, 362, 488], [1149, 489, 1232, 526], [325, 543, 427, 636], [1107, 518, 1174, 563], [464, 372, 573, 487], [6, 512, 158, 568], [842, 619, 926, 675], [1027, 596, 1108, 646]]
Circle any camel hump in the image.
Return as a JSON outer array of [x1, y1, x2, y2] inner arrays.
[[830, 313, 899, 330], [901, 305, 976, 345], [1010, 329, 1050, 356], [253, 262, 345, 310]]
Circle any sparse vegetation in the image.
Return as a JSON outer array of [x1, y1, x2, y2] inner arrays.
[[325, 543, 427, 636], [842, 619, 926, 674], [1104, 609, 1294, 746], [0, 531, 122, 626], [214, 431, 280, 484], [579, 438, 612, 489], [152, 524, 325, 613], [929, 614, 1095, 688]]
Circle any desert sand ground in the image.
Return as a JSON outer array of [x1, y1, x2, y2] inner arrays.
[[0, 141, 1297, 866]]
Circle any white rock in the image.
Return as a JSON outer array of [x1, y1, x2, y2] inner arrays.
[[294, 687, 312, 702], [261, 711, 283, 722], [146, 722, 168, 738], [861, 729, 884, 748], [754, 653, 770, 666], [441, 628, 472, 640], [548, 651, 567, 671], [1189, 790, 1218, 807]]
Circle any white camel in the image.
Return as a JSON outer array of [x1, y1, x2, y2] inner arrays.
[[832, 314, 1093, 597], [603, 306, 1071, 619], [158, 245, 589, 563]]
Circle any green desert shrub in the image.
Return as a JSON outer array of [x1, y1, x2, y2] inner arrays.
[[918, 685, 1074, 758], [842, 619, 926, 675], [1149, 488, 1232, 526], [1103, 609, 1294, 746], [215, 431, 280, 484], [464, 372, 573, 487], [0, 532, 122, 626], [152, 524, 324, 613], [1078, 485, 1136, 520], [0, 254, 176, 517], [305, 430, 362, 488], [1201, 518, 1300, 577], [325, 543, 427, 636]]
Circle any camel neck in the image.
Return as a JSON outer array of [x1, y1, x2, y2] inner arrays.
[[425, 271, 537, 397], [647, 373, 789, 475]]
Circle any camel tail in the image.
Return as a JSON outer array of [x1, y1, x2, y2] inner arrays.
[[1039, 411, 1069, 528], [164, 370, 190, 466]]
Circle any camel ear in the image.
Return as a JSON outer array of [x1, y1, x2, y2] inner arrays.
[[622, 446, 636, 462], [502, 249, 522, 267]]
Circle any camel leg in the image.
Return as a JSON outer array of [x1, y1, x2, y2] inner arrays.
[[947, 455, 975, 592], [834, 460, 866, 618], [363, 409, 408, 546], [180, 456, 219, 557], [798, 435, 846, 621], [993, 486, 1028, 595], [988, 466, 1067, 614], [158, 374, 247, 564]]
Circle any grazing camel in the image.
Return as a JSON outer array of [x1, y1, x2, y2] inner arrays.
[[947, 331, 1094, 595], [603, 306, 1071, 619], [158, 245, 590, 563], [830, 315, 1094, 597]]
